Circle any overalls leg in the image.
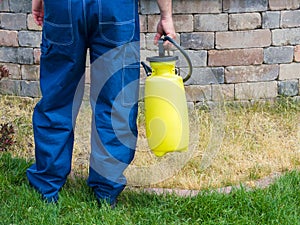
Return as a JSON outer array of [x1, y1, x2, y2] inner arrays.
[[86, 0, 140, 204], [26, 0, 87, 202]]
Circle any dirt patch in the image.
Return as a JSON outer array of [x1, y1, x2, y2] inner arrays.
[[131, 172, 282, 197]]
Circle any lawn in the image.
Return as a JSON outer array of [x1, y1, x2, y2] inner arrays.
[[0, 95, 300, 224], [0, 153, 299, 224], [1, 95, 299, 189]]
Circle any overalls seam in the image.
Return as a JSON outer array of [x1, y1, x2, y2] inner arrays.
[[99, 19, 135, 25], [44, 21, 72, 28]]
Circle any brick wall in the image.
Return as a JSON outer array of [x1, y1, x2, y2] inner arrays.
[[0, 0, 40, 97], [1, 0, 300, 102]]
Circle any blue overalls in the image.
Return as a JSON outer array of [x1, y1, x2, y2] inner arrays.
[[26, 0, 140, 204]]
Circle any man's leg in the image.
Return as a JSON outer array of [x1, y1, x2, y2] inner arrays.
[[87, 0, 140, 205], [26, 0, 87, 202]]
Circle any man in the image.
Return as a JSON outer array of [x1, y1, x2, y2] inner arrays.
[[27, 0, 176, 207]]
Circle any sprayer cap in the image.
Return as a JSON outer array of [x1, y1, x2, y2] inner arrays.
[[146, 55, 178, 62]]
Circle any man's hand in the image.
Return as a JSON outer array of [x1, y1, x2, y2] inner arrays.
[[32, 0, 44, 26], [155, 0, 176, 48], [154, 16, 176, 45]]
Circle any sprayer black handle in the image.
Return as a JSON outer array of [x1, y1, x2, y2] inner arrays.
[[163, 36, 193, 82]]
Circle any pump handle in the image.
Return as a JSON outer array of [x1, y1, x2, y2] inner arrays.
[[163, 36, 193, 82]]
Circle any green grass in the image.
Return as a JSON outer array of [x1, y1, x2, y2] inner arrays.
[[1, 152, 299, 224]]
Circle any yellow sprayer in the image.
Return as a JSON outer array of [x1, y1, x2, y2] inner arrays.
[[141, 36, 193, 157]]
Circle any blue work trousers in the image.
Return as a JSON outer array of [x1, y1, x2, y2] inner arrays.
[[26, 0, 140, 204]]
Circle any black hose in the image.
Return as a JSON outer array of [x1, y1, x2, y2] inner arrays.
[[163, 36, 193, 82]]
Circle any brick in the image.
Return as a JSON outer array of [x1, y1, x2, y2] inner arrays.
[[0, 47, 34, 64], [82, 84, 90, 101], [9, 0, 31, 13], [229, 13, 261, 30], [279, 63, 300, 80], [0, 13, 27, 30], [177, 67, 192, 82], [139, 15, 147, 33], [264, 46, 294, 64], [185, 67, 224, 85], [18, 31, 42, 47], [272, 28, 300, 46], [223, 0, 268, 13], [181, 33, 214, 50], [185, 85, 211, 102], [140, 33, 146, 50], [139, 0, 159, 14], [187, 102, 194, 110], [195, 14, 228, 32], [85, 67, 91, 84], [140, 0, 222, 14], [0, 0, 9, 12], [173, 0, 222, 14], [278, 80, 299, 96], [148, 15, 193, 33], [27, 14, 42, 31], [20, 80, 41, 98], [294, 45, 300, 62], [269, 0, 300, 10], [212, 84, 235, 101], [262, 11, 280, 29], [208, 48, 263, 67], [225, 65, 279, 83], [0, 79, 20, 95], [145, 33, 158, 50], [3, 63, 21, 80], [147, 15, 161, 33], [216, 29, 271, 49], [235, 81, 278, 100], [174, 50, 207, 67], [281, 10, 300, 28], [21, 65, 40, 81], [0, 30, 18, 47], [140, 49, 159, 63], [173, 15, 193, 32], [34, 48, 41, 64]]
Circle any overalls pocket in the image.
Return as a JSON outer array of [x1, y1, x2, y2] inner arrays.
[[121, 63, 140, 106], [99, 0, 135, 45], [43, 0, 74, 45]]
